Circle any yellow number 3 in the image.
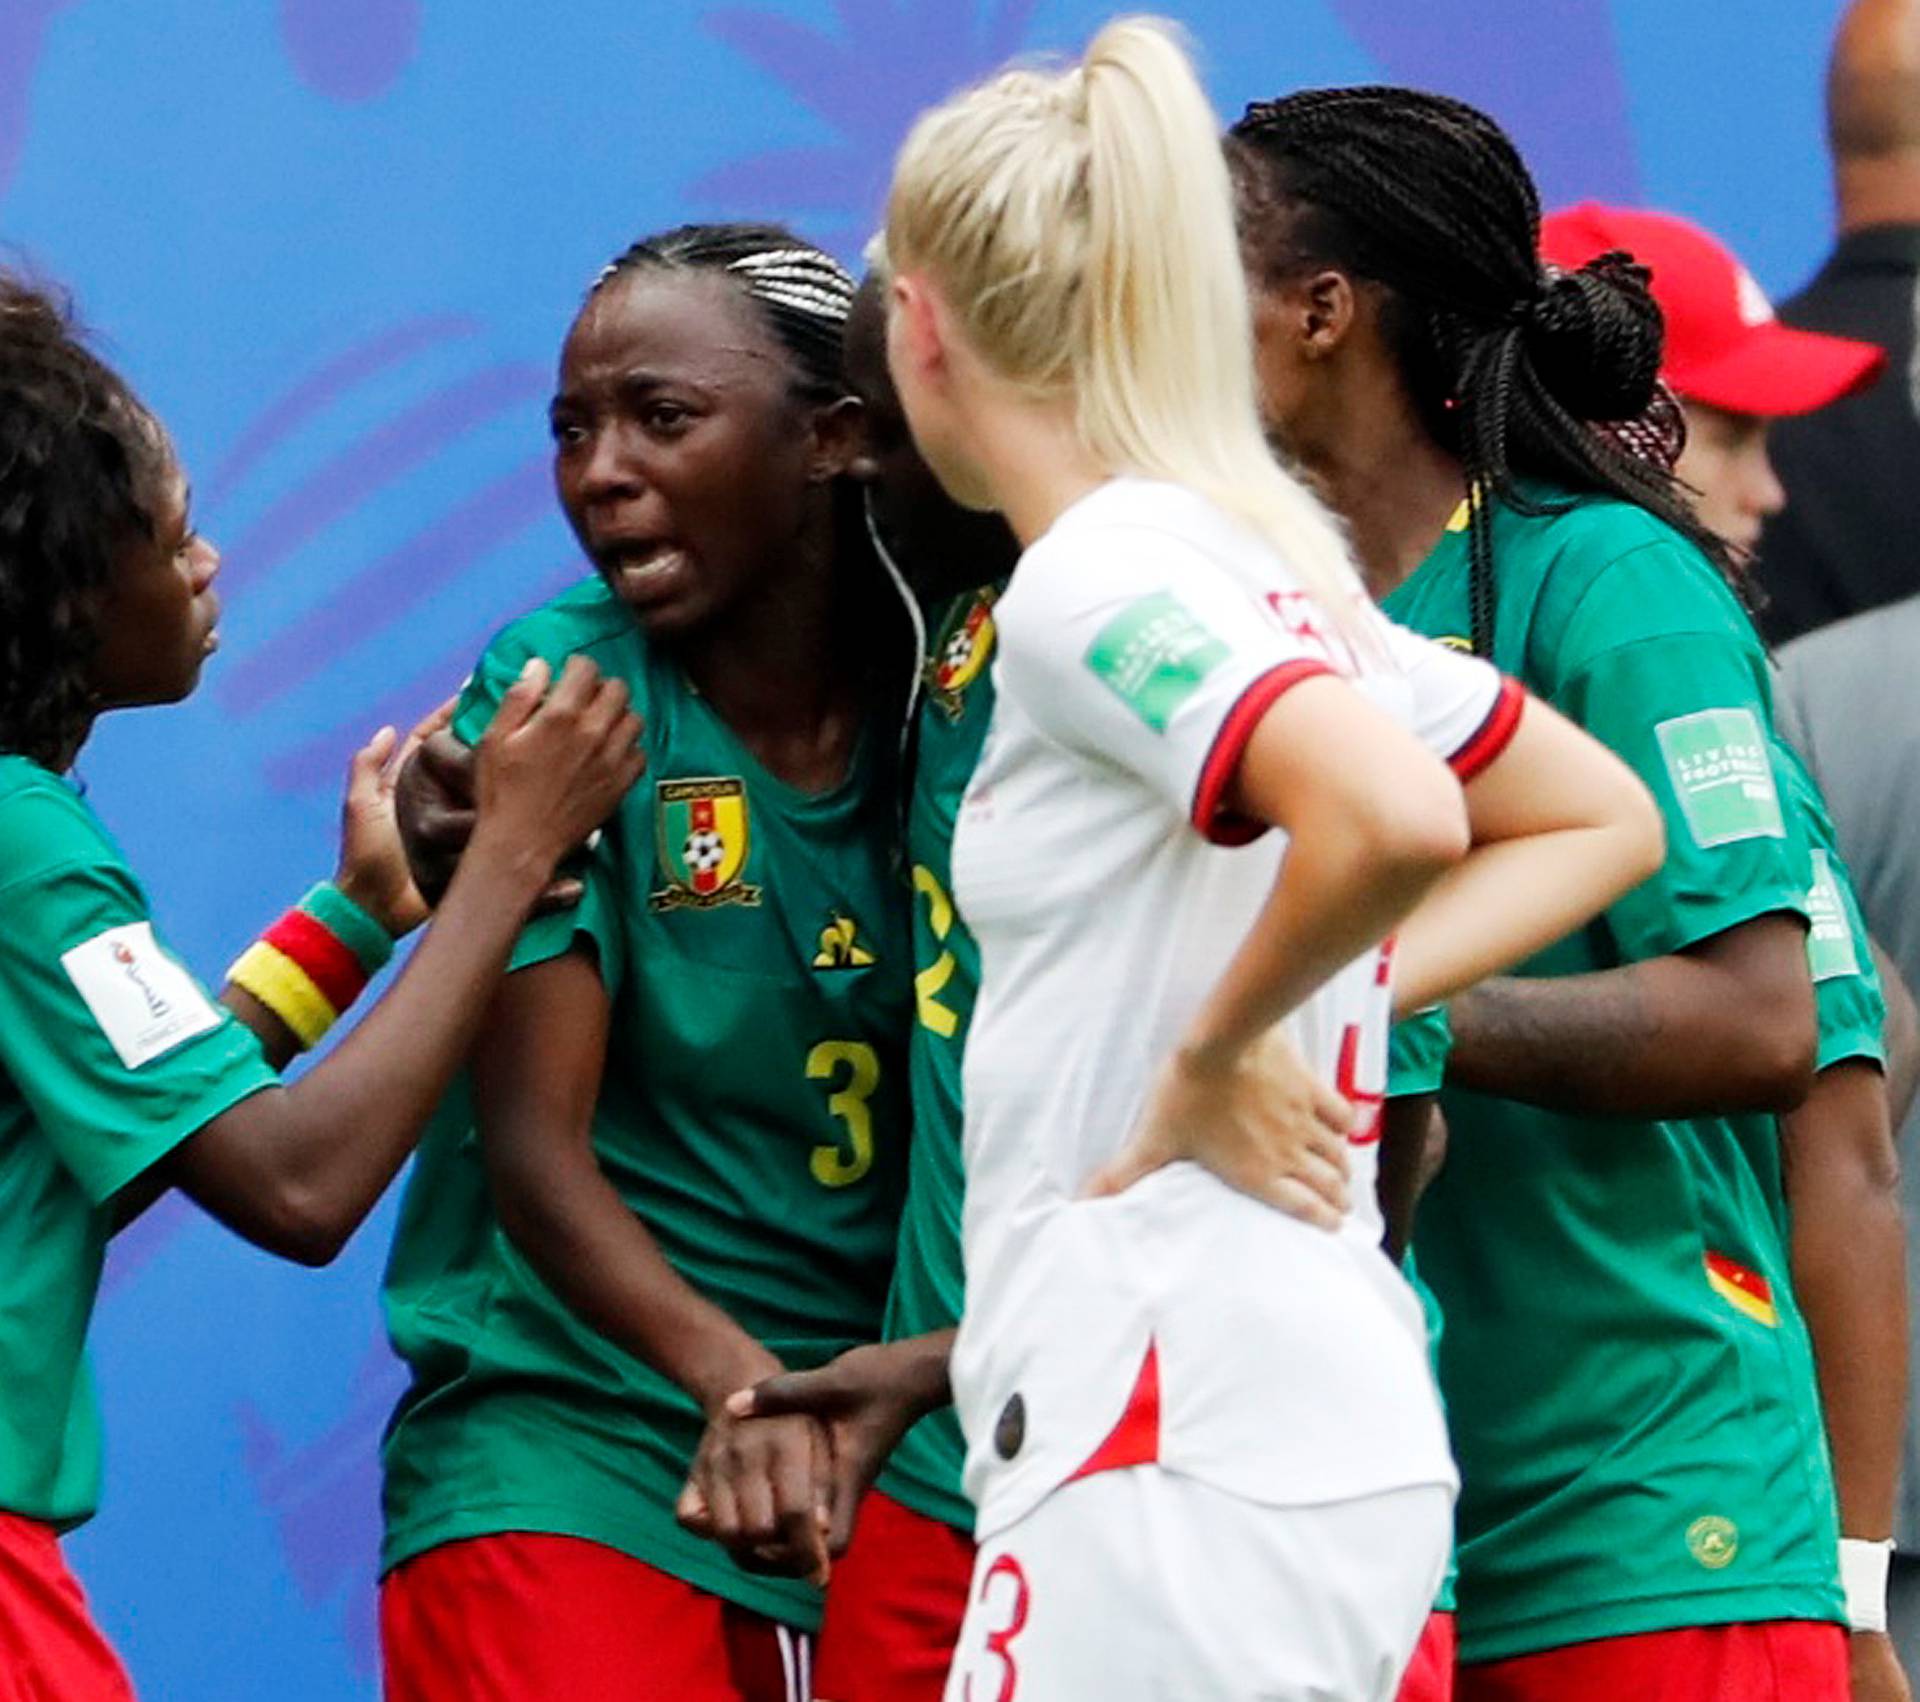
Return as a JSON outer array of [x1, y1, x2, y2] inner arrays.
[[808, 1040, 881, 1187]]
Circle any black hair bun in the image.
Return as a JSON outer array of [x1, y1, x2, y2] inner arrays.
[[1520, 251, 1663, 422]]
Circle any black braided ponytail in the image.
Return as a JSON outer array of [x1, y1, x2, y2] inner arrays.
[[0, 275, 170, 767], [1228, 87, 1730, 655], [591, 222, 856, 404]]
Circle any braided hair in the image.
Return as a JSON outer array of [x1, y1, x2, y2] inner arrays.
[[591, 222, 856, 403], [0, 275, 170, 767], [1228, 87, 1730, 655]]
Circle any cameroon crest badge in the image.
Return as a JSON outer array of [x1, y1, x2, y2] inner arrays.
[[650, 777, 761, 911], [925, 591, 998, 721]]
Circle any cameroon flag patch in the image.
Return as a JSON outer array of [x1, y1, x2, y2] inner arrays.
[[1705, 1252, 1778, 1328]]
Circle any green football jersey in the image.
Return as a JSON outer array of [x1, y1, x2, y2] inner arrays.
[[1388, 489, 1842, 1661], [875, 584, 1003, 1534], [0, 756, 276, 1526], [380, 579, 912, 1629]]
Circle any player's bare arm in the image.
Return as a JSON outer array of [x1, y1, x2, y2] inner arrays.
[[1782, 1057, 1911, 1697], [147, 658, 643, 1264], [1390, 695, 1665, 1014], [1089, 675, 1462, 1211], [1376, 1095, 1444, 1262], [472, 949, 832, 1585], [1444, 913, 1818, 1117], [221, 701, 451, 1074], [1873, 939, 1920, 1128]]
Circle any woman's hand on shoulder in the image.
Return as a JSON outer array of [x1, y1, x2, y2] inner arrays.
[[332, 699, 458, 938], [469, 656, 646, 885]]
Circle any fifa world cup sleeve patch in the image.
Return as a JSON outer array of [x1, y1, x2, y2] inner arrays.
[[1083, 591, 1230, 733], [61, 922, 223, 1069], [1653, 708, 1785, 848], [1805, 850, 1861, 983]]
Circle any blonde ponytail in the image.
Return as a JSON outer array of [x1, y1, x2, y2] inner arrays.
[[883, 16, 1367, 634]]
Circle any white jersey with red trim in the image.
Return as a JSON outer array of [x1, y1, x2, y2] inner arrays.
[[950, 477, 1517, 1541]]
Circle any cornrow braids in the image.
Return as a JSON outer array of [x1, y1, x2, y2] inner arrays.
[[591, 222, 856, 403], [1229, 87, 1733, 656], [0, 275, 169, 767]]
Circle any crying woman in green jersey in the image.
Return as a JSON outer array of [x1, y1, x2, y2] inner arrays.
[[377, 225, 920, 1702]]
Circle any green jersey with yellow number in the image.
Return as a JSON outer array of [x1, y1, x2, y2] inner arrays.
[[1386, 487, 1843, 1661], [0, 757, 276, 1527], [379, 578, 912, 1629], [874, 583, 1003, 1533]]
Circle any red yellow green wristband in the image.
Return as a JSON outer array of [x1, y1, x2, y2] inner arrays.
[[227, 883, 395, 1051]]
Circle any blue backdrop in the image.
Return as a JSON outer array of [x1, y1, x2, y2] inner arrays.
[[15, 2, 1842, 1694]]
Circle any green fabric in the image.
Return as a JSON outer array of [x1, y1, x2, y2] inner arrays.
[[298, 881, 394, 975], [1777, 744, 1885, 1072], [875, 585, 1005, 1534], [0, 756, 275, 1526], [1387, 490, 1841, 1661], [1388, 1007, 1452, 1099], [380, 579, 913, 1629]]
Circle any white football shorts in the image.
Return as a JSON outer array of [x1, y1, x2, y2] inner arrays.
[[941, 1466, 1451, 1701]]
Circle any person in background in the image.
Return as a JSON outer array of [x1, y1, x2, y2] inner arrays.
[[1545, 198, 1915, 1702], [1761, 0, 1920, 640], [1776, 591, 1920, 1683], [1539, 204, 1882, 564]]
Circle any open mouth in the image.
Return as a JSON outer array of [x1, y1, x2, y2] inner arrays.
[[597, 540, 692, 601]]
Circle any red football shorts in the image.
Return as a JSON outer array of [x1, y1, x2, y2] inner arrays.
[[0, 1511, 136, 1702], [1395, 1610, 1455, 1702], [1457, 1619, 1848, 1702], [812, 1490, 977, 1702], [381, 1532, 812, 1702]]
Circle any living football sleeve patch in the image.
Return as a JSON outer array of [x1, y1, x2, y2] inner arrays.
[[1804, 849, 1861, 983], [1084, 591, 1229, 732], [61, 922, 223, 1069], [1653, 708, 1785, 848]]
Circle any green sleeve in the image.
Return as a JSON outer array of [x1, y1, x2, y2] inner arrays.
[[1552, 631, 1810, 960], [1388, 1007, 1452, 1099], [1807, 844, 1885, 1073], [504, 831, 628, 994], [451, 611, 630, 995], [0, 858, 277, 1203]]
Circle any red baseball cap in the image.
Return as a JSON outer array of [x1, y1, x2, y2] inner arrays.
[[1540, 202, 1885, 417]]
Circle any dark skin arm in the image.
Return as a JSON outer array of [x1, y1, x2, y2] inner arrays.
[[1781, 1058, 1911, 1699], [1445, 912, 1818, 1117], [136, 659, 644, 1266], [1376, 1094, 1445, 1263], [473, 950, 831, 1583], [1873, 939, 1920, 1132]]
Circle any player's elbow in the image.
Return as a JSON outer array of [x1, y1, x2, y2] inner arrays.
[[1364, 772, 1471, 887], [1615, 785, 1667, 892], [247, 1182, 354, 1267], [1732, 996, 1819, 1112]]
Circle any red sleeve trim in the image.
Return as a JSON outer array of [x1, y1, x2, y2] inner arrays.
[[1191, 660, 1337, 846], [1449, 675, 1526, 783]]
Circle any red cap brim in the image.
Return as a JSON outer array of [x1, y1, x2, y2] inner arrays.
[[1668, 321, 1886, 417]]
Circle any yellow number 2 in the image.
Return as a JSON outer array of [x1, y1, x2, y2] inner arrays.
[[808, 1040, 881, 1188], [913, 865, 960, 1039]]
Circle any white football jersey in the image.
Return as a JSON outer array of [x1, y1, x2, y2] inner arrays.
[[950, 478, 1521, 1540]]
